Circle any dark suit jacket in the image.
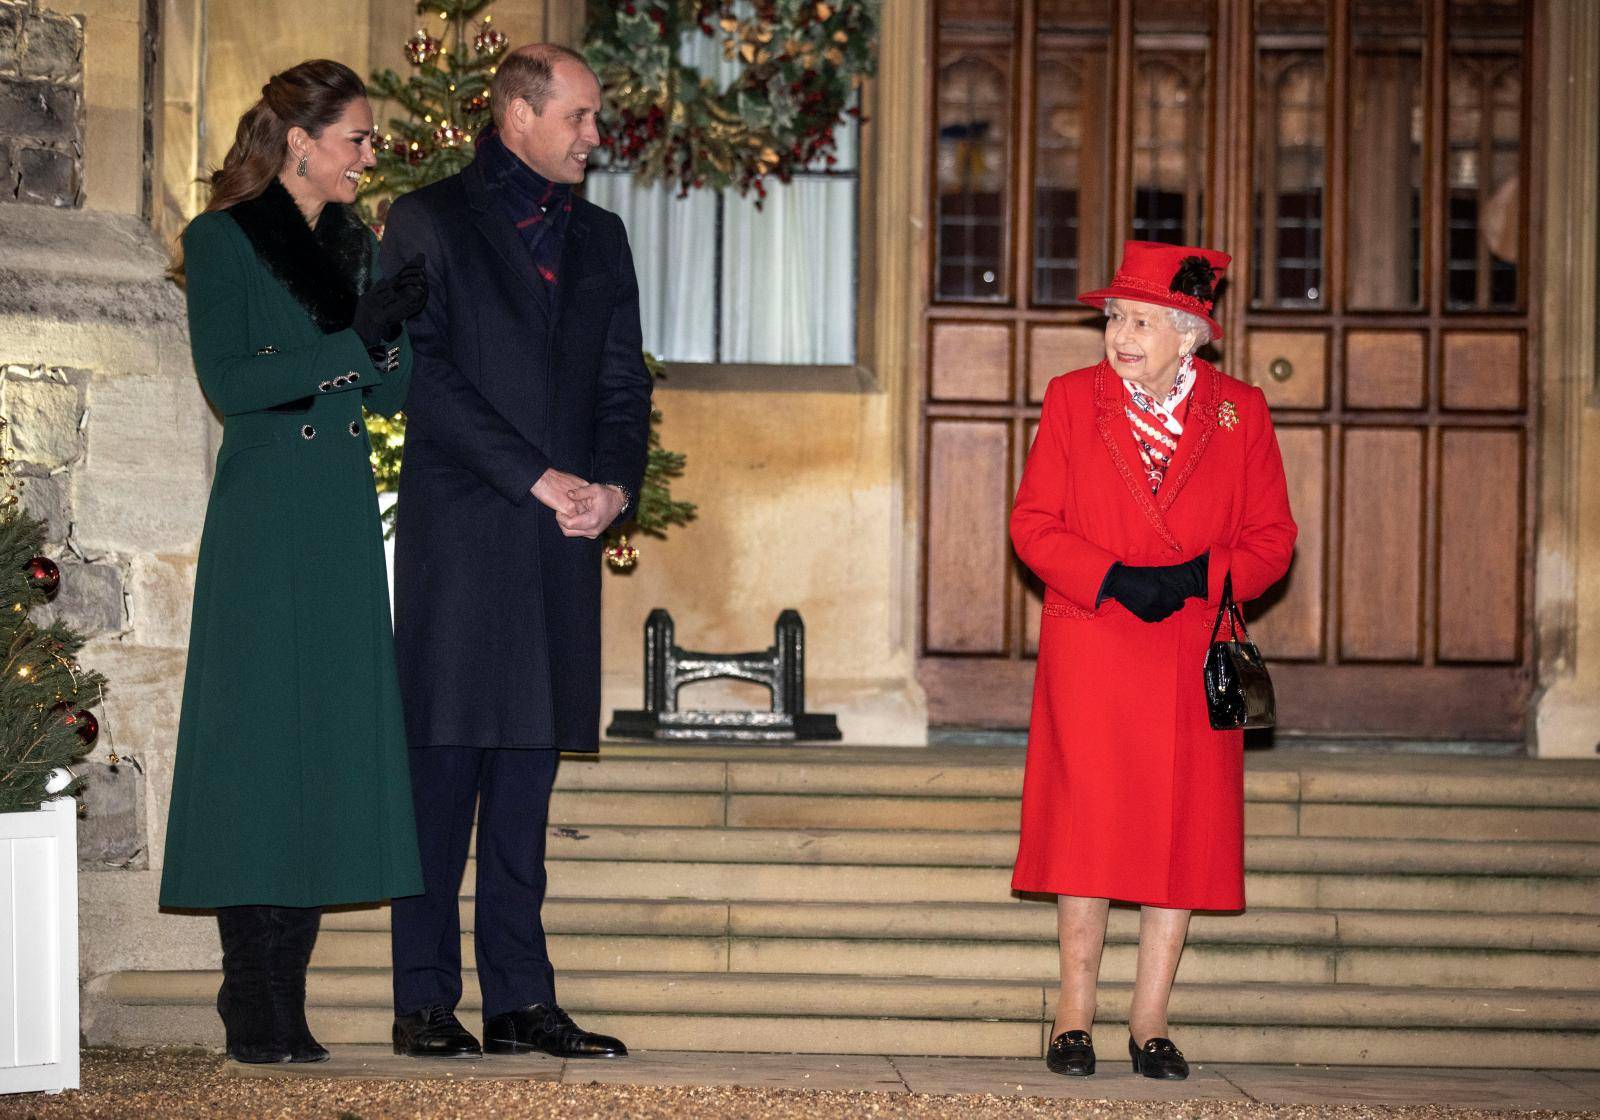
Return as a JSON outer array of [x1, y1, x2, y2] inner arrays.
[[380, 153, 653, 751]]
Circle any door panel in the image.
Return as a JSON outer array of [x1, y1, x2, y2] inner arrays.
[[934, 0, 1018, 304], [1339, 427, 1426, 663], [1248, 425, 1325, 661], [1346, 0, 1425, 310], [919, 0, 1538, 738], [1252, 0, 1328, 311], [925, 420, 1014, 653], [1034, 1, 1114, 301], [1346, 331, 1427, 410], [1028, 324, 1104, 401], [1250, 330, 1328, 409], [1442, 331, 1523, 411], [1436, 427, 1523, 663], [930, 321, 1014, 401]]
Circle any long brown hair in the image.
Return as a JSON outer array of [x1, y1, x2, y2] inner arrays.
[[172, 59, 366, 281], [206, 59, 366, 213]]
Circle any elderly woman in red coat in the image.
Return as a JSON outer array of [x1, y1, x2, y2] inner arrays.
[[1011, 241, 1296, 1081]]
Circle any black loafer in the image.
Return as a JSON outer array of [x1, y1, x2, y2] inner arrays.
[[1129, 1035, 1189, 1080], [1045, 1029, 1095, 1076], [483, 1003, 627, 1058], [393, 1005, 483, 1058]]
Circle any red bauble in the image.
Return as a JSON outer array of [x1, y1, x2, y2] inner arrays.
[[51, 701, 97, 745], [27, 556, 60, 600]]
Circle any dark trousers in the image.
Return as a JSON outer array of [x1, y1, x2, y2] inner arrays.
[[390, 746, 560, 1020]]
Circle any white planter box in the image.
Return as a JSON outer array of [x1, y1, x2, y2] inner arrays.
[[0, 799, 79, 1095]]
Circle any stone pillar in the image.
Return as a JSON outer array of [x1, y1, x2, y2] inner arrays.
[[1533, 0, 1600, 758]]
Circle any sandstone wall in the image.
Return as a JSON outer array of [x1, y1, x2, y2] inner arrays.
[[599, 378, 923, 745], [0, 203, 220, 982]]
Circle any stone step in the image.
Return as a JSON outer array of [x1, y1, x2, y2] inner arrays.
[[551, 749, 1600, 810], [543, 753, 1600, 845], [536, 860, 1600, 913], [90, 971, 1600, 1066], [310, 927, 1598, 989], [322, 898, 1600, 952], [533, 826, 1600, 875], [605, 791, 1600, 843]]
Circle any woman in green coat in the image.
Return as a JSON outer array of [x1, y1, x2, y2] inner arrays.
[[160, 59, 426, 1064]]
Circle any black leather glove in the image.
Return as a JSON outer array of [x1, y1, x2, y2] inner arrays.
[[352, 254, 428, 347], [1097, 552, 1209, 623]]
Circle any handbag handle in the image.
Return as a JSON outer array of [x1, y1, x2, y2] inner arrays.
[[1208, 572, 1251, 645]]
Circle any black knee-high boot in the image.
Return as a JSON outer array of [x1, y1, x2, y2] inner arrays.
[[216, 906, 290, 1064], [268, 905, 329, 1063]]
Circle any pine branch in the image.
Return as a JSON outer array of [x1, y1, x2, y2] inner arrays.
[[0, 471, 105, 813]]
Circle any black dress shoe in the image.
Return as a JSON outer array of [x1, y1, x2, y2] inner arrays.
[[1045, 1029, 1095, 1076], [483, 1003, 627, 1058], [1129, 1035, 1190, 1080], [393, 1005, 483, 1058]]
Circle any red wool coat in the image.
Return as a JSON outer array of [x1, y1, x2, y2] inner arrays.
[[1010, 359, 1297, 910]]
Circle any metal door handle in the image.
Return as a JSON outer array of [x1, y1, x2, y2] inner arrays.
[[1268, 357, 1294, 382]]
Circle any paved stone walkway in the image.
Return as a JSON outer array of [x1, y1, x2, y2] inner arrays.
[[10, 1048, 1600, 1118], [236, 1046, 1600, 1110]]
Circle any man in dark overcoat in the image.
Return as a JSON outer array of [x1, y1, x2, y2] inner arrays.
[[379, 43, 652, 1060]]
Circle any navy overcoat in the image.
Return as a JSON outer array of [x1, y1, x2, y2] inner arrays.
[[380, 154, 652, 752]]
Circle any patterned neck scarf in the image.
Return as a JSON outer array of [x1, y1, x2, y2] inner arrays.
[[1123, 353, 1196, 494], [478, 130, 573, 294]]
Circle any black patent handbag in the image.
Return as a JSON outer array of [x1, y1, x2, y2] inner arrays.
[[1204, 573, 1276, 730]]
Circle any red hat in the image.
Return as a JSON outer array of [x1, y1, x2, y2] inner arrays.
[[1078, 240, 1232, 341]]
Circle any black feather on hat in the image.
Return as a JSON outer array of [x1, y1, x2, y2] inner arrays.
[[1170, 256, 1217, 304]]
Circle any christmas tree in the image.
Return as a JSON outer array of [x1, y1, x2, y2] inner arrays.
[[361, 0, 695, 563], [0, 420, 106, 814], [363, 0, 504, 222]]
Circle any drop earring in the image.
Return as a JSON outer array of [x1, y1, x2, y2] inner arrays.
[[295, 154, 308, 178]]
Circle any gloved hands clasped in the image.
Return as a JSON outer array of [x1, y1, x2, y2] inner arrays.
[[353, 253, 428, 349], [1097, 552, 1209, 623]]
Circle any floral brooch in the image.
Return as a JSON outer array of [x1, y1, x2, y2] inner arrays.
[[1217, 401, 1239, 430]]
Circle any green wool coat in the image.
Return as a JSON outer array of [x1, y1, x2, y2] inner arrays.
[[159, 184, 424, 909]]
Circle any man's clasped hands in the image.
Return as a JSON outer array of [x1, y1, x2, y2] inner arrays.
[[532, 469, 626, 539]]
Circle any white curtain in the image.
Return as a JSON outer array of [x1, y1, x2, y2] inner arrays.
[[720, 177, 856, 364], [583, 172, 718, 362]]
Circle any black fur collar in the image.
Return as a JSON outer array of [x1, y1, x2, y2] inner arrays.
[[227, 177, 371, 333]]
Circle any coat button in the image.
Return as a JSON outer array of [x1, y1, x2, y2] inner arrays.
[[348, 421, 361, 437], [346, 371, 361, 383], [301, 425, 316, 440], [318, 380, 333, 392]]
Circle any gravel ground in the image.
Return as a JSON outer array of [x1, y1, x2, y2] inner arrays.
[[0, 1049, 1593, 1120]]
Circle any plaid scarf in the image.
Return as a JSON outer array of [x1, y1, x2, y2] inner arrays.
[[1122, 354, 1196, 494], [478, 130, 573, 294]]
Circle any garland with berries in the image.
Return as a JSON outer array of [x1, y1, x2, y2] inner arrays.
[[584, 0, 879, 200]]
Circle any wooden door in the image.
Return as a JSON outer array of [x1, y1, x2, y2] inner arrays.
[[919, 0, 1539, 738]]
